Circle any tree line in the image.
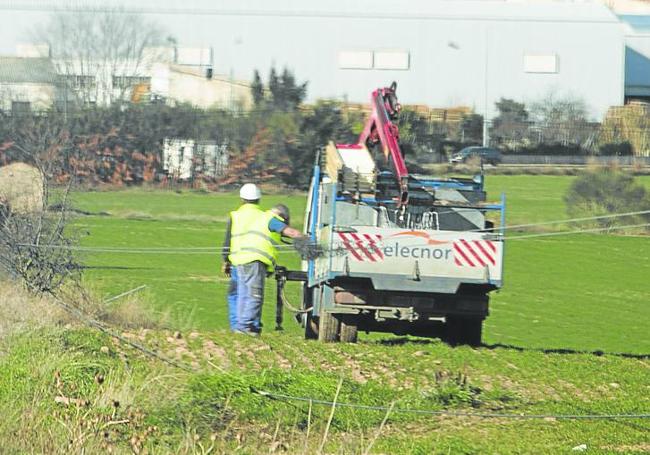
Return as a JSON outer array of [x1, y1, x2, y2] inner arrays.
[[1, 67, 649, 188]]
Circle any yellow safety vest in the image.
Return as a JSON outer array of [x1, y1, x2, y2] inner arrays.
[[228, 204, 282, 271]]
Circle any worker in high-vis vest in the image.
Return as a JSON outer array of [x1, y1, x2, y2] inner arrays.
[[222, 183, 304, 336], [222, 203, 291, 331]]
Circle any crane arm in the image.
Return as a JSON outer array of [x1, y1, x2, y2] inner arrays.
[[358, 82, 409, 205]]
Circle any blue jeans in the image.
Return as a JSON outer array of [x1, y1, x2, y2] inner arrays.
[[235, 261, 266, 333], [227, 267, 238, 330]]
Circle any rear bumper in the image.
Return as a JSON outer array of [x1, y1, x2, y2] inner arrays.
[[332, 272, 501, 294], [328, 287, 490, 320]]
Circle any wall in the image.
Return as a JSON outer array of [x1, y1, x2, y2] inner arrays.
[[163, 66, 253, 110], [0, 82, 56, 111], [625, 34, 650, 97], [145, 1, 625, 120]]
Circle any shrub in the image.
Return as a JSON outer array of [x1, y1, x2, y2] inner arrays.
[[564, 168, 650, 230]]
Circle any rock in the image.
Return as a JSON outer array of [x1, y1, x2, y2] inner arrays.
[[572, 444, 587, 451], [100, 346, 110, 354]]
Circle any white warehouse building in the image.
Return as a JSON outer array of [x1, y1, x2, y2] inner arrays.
[[0, 0, 638, 119], [140, 0, 627, 120]]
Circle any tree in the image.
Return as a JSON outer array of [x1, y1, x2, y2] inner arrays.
[[396, 108, 448, 164], [491, 98, 530, 150], [295, 101, 358, 186], [265, 66, 307, 111], [251, 70, 265, 106], [0, 112, 80, 294], [460, 113, 484, 145], [599, 103, 650, 157], [564, 167, 650, 230], [38, 7, 167, 106], [529, 92, 595, 150]]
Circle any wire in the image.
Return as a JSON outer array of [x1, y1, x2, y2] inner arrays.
[[254, 389, 650, 420], [499, 210, 650, 233], [10, 209, 649, 258], [506, 222, 650, 240], [103, 284, 147, 303], [15, 243, 299, 253], [27, 283, 195, 372], [277, 277, 312, 314]]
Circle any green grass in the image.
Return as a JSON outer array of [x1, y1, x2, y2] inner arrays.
[[71, 177, 650, 354], [1, 175, 649, 453], [1, 327, 648, 453]]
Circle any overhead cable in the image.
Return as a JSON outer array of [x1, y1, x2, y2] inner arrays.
[[254, 389, 650, 420]]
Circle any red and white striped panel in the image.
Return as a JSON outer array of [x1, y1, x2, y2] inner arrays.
[[453, 239, 497, 267], [337, 232, 383, 262]]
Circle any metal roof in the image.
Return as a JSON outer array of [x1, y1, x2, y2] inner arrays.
[[0, 0, 621, 23], [0, 57, 58, 84]]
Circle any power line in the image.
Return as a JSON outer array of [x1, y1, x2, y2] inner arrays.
[[254, 389, 650, 420], [13, 210, 650, 254], [499, 210, 650, 232], [506, 222, 650, 240]]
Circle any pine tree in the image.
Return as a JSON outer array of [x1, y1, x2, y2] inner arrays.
[[251, 70, 265, 106]]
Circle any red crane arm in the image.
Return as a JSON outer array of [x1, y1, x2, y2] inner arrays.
[[358, 82, 409, 205]]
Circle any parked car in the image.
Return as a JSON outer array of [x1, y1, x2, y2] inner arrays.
[[449, 146, 502, 165]]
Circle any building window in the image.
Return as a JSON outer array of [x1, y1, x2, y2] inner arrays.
[[65, 75, 96, 89], [112, 75, 151, 89], [373, 50, 410, 70], [523, 54, 558, 74], [338, 51, 373, 69], [339, 50, 411, 70], [11, 101, 31, 115]]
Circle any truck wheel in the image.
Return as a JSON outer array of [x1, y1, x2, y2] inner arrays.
[[303, 284, 318, 340], [445, 316, 483, 347], [339, 316, 358, 343], [318, 308, 339, 343], [304, 311, 318, 340]]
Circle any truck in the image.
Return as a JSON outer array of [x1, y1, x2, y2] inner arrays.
[[277, 83, 505, 346]]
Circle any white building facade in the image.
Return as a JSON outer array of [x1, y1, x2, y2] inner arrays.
[[0, 0, 637, 119], [135, 0, 627, 120]]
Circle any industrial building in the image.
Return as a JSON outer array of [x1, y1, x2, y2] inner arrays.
[[142, 0, 628, 120], [0, 0, 649, 119], [621, 15, 650, 102]]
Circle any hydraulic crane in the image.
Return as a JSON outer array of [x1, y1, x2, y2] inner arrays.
[[357, 82, 410, 206]]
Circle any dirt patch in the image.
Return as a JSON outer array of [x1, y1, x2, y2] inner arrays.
[[601, 444, 650, 453], [202, 339, 229, 367]]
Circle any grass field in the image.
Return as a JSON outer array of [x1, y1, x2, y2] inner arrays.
[[72, 175, 650, 354], [1, 175, 649, 453]]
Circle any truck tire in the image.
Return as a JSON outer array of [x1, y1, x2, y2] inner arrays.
[[445, 316, 483, 347], [304, 312, 318, 340], [339, 316, 358, 343], [303, 285, 318, 340], [318, 308, 339, 343]]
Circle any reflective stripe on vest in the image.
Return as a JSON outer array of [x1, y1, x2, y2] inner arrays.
[[231, 230, 280, 246], [228, 204, 280, 270]]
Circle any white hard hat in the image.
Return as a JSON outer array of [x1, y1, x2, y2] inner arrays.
[[239, 183, 261, 201]]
